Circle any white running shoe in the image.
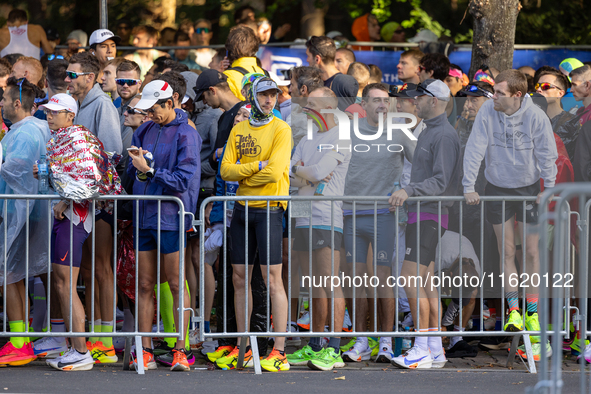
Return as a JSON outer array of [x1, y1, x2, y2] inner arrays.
[[200, 340, 218, 356], [578, 343, 591, 364], [33, 336, 69, 359], [342, 338, 371, 362], [392, 346, 432, 369], [46, 348, 71, 368], [431, 350, 448, 368], [375, 338, 394, 363], [297, 312, 310, 330], [49, 348, 94, 371], [113, 337, 126, 353]]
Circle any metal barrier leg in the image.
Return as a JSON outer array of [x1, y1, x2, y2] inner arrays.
[[123, 337, 132, 370], [237, 336, 247, 369], [506, 334, 537, 373], [135, 335, 145, 375], [507, 335, 520, 368], [250, 335, 262, 375], [522, 334, 537, 374]]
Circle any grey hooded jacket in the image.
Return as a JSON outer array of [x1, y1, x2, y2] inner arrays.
[[74, 83, 123, 154]]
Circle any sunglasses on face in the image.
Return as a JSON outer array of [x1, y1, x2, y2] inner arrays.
[[394, 29, 404, 34], [43, 109, 69, 116], [115, 78, 141, 86], [146, 102, 167, 114], [419, 65, 426, 72], [196, 27, 210, 34], [535, 82, 562, 91], [66, 71, 92, 79], [464, 85, 494, 98], [47, 54, 64, 61], [125, 106, 147, 115]]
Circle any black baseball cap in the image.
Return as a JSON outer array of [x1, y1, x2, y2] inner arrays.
[[193, 69, 228, 101], [392, 83, 418, 98], [463, 82, 494, 98], [45, 27, 59, 41]]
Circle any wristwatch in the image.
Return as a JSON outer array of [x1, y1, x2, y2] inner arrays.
[[145, 168, 155, 178], [291, 165, 298, 175]]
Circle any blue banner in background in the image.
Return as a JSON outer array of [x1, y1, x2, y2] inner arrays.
[[260, 47, 591, 85]]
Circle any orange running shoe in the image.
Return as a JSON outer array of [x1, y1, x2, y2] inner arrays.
[[206, 345, 234, 362], [260, 348, 290, 372], [91, 341, 118, 364], [0, 342, 37, 366], [215, 347, 253, 370], [171, 349, 190, 371], [130, 349, 157, 371]]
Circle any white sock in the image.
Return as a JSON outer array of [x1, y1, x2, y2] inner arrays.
[[450, 336, 463, 347], [427, 328, 442, 354], [51, 319, 66, 333], [414, 332, 428, 351]]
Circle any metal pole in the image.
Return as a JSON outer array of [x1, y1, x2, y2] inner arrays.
[[99, 0, 108, 29]]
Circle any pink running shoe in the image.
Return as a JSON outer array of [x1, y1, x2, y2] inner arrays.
[[0, 342, 37, 366]]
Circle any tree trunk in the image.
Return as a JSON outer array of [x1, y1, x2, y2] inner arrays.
[[301, 0, 326, 38], [469, 0, 521, 78], [160, 0, 177, 27]]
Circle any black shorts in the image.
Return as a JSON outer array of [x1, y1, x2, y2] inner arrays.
[[229, 204, 284, 265], [485, 181, 540, 225], [292, 228, 343, 252], [405, 220, 446, 267], [95, 209, 114, 229]]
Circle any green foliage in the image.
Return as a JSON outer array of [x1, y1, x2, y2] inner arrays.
[[515, 1, 591, 44], [454, 29, 473, 44], [2, 0, 591, 46]]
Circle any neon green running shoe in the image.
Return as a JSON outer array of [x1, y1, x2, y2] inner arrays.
[[286, 345, 322, 366], [307, 347, 345, 371], [518, 342, 552, 362], [570, 331, 590, 357], [524, 312, 541, 344], [504, 310, 524, 332], [339, 338, 356, 353], [369, 337, 379, 358]]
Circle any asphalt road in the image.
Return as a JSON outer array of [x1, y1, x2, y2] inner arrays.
[[0, 362, 585, 394]]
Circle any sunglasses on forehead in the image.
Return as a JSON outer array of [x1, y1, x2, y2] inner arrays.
[[16, 77, 25, 103], [47, 54, 64, 61], [464, 84, 494, 98], [416, 84, 436, 97], [115, 78, 141, 86]]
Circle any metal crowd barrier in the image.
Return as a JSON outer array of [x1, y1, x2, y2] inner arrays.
[[0, 194, 190, 375], [197, 194, 569, 375], [531, 184, 591, 394]]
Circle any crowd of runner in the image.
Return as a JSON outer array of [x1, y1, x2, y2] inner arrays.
[[0, 6, 590, 374]]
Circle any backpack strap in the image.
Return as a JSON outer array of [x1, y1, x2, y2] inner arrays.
[[227, 66, 270, 78]]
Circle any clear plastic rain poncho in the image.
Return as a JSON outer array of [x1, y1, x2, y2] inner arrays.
[[0, 117, 51, 285]]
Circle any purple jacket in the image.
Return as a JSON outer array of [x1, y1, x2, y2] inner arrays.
[[127, 109, 202, 231]]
